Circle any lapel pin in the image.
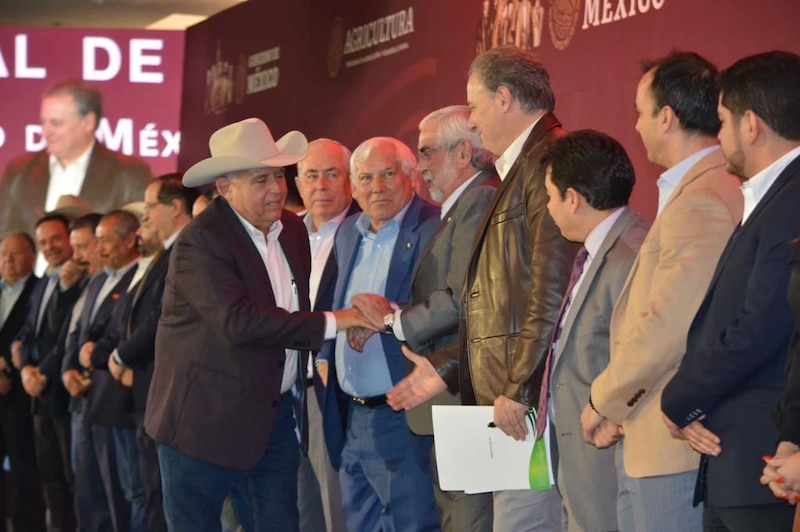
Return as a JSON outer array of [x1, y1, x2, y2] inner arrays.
[[406, 242, 412, 248]]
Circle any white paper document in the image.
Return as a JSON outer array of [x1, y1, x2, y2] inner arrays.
[[432, 405, 554, 493]]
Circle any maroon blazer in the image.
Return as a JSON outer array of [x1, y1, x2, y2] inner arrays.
[[0, 142, 152, 234], [144, 197, 326, 469]]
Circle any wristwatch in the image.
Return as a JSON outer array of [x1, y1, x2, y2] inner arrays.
[[383, 312, 396, 333]]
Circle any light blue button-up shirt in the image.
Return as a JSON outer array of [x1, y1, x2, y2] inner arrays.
[[335, 202, 411, 397]]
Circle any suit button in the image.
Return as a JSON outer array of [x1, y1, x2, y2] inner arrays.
[[272, 400, 279, 407]]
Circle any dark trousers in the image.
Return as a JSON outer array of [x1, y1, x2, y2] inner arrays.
[[32, 404, 76, 532], [703, 501, 795, 532], [71, 410, 131, 532], [157, 393, 300, 532], [0, 399, 46, 532], [134, 412, 166, 532]]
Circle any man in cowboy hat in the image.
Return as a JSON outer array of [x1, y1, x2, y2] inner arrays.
[[144, 118, 375, 531]]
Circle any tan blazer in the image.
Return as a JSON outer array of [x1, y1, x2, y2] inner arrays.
[[591, 148, 743, 478]]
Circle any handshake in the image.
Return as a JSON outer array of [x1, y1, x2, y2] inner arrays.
[[334, 293, 396, 352]]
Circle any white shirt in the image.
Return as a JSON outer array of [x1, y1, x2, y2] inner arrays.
[[494, 118, 542, 180], [45, 141, 94, 211], [304, 204, 351, 307], [304, 204, 351, 379], [741, 146, 800, 224], [656, 145, 719, 217], [0, 274, 31, 328], [232, 211, 337, 393], [439, 171, 481, 220]]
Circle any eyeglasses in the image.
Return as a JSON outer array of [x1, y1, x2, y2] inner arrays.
[[417, 142, 458, 162]]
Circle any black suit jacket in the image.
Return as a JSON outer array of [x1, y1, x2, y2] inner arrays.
[[63, 267, 137, 427], [18, 273, 84, 416], [0, 143, 152, 234], [662, 154, 800, 507], [145, 198, 325, 469], [0, 275, 39, 408], [93, 248, 171, 414], [773, 243, 800, 444]]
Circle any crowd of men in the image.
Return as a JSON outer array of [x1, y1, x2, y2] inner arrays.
[[0, 46, 799, 532]]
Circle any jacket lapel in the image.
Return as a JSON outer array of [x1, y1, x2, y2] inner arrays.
[[553, 207, 633, 369]]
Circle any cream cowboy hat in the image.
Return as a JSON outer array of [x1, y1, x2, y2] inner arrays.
[[47, 194, 93, 220], [182, 118, 308, 187]]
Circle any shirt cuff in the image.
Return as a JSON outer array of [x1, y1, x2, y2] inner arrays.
[[323, 311, 336, 340], [392, 309, 406, 341], [111, 349, 126, 367]]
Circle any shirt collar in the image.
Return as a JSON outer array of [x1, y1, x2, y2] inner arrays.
[[49, 139, 95, 171], [495, 118, 541, 180], [440, 171, 481, 219], [103, 258, 138, 280], [584, 207, 626, 259], [658, 145, 720, 191], [163, 228, 183, 250], [355, 196, 413, 237], [0, 273, 31, 291], [741, 146, 800, 222], [303, 200, 352, 236], [232, 208, 284, 242]]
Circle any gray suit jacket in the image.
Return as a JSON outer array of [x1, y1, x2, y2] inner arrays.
[[549, 207, 649, 532], [400, 170, 499, 434]]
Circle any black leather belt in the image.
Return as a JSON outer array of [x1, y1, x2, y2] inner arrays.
[[349, 394, 387, 408], [306, 378, 314, 388]]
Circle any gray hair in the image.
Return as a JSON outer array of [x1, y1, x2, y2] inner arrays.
[[100, 210, 140, 239], [297, 138, 352, 175], [420, 105, 496, 171], [350, 137, 417, 180], [469, 46, 554, 113]]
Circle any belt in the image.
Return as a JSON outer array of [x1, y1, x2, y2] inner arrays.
[[306, 377, 314, 388], [349, 394, 387, 408]]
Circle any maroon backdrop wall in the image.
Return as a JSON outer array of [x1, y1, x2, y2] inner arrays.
[[0, 27, 185, 177], [179, 0, 800, 219]]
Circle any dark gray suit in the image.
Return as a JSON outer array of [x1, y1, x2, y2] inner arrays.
[[400, 170, 499, 435], [549, 207, 649, 532]]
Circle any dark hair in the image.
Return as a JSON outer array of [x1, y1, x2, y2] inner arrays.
[[284, 164, 303, 208], [469, 46, 554, 113], [641, 51, 720, 136], [70, 213, 103, 234], [541, 130, 635, 210], [156, 173, 198, 216], [100, 210, 140, 239], [35, 213, 71, 233], [0, 232, 36, 255], [44, 79, 103, 131], [719, 51, 800, 141]]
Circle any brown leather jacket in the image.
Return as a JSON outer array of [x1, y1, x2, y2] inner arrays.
[[431, 113, 579, 406]]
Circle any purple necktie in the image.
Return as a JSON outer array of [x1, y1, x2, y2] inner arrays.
[[535, 246, 589, 439]]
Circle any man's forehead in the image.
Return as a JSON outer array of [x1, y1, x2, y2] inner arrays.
[[230, 167, 285, 180]]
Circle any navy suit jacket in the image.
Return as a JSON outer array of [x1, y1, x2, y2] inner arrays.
[[63, 267, 137, 427], [319, 195, 440, 470], [93, 248, 171, 414], [0, 275, 39, 408], [18, 272, 84, 416], [662, 154, 800, 507]]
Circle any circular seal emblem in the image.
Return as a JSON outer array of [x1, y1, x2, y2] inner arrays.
[[327, 16, 345, 79], [549, 0, 580, 50]]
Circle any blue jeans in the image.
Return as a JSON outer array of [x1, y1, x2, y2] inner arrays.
[[156, 393, 300, 532], [113, 427, 147, 532], [339, 402, 440, 531]]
